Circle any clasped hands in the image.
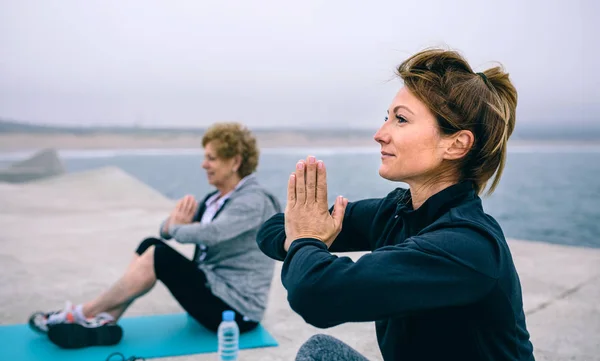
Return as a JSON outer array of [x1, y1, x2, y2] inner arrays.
[[169, 195, 198, 226], [284, 155, 348, 251], [161, 194, 197, 236]]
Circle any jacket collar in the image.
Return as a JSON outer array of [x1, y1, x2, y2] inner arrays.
[[396, 181, 476, 231], [194, 173, 258, 221]]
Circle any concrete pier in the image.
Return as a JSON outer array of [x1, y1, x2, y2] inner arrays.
[[1, 167, 598, 360]]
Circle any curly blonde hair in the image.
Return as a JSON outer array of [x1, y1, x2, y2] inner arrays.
[[201, 122, 259, 178]]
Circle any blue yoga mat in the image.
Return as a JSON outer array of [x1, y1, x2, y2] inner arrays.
[[0, 313, 278, 360]]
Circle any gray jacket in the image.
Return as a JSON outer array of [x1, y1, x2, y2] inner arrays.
[[159, 175, 280, 322]]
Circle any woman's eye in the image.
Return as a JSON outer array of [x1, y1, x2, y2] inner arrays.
[[396, 115, 407, 123]]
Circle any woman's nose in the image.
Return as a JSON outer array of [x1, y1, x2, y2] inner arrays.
[[374, 123, 390, 144]]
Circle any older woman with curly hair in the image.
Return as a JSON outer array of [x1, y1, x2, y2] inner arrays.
[[29, 122, 281, 349]]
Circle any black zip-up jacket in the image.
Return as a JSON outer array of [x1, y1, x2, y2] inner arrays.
[[256, 181, 535, 360]]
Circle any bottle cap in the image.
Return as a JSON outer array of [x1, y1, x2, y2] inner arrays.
[[222, 310, 235, 321]]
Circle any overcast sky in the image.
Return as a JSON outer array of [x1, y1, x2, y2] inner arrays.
[[0, 0, 597, 129]]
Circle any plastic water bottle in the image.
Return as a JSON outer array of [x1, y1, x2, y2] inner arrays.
[[218, 310, 239, 361]]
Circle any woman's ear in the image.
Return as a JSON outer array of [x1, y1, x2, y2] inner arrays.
[[443, 130, 474, 160], [232, 155, 242, 172]]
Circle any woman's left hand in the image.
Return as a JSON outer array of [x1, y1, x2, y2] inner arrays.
[[284, 156, 348, 251], [170, 195, 198, 225]]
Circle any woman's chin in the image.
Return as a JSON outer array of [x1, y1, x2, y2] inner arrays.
[[378, 167, 403, 182], [378, 167, 392, 180]]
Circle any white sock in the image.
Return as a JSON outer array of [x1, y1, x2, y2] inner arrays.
[[74, 304, 87, 322]]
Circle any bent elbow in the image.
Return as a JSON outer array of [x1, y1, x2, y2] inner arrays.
[[303, 314, 337, 329], [287, 284, 337, 329]]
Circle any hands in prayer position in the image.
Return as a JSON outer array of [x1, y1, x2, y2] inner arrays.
[[283, 155, 348, 251], [168, 195, 198, 228]]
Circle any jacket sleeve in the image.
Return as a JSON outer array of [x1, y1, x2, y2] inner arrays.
[[281, 227, 499, 328], [256, 213, 288, 261], [256, 198, 382, 260], [158, 217, 173, 239], [168, 193, 267, 247], [328, 198, 382, 252], [158, 202, 204, 240]]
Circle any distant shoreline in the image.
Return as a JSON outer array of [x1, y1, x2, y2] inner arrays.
[[0, 132, 376, 151], [1, 132, 599, 152]]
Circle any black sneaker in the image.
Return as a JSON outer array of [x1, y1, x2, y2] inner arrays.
[[47, 313, 123, 349]]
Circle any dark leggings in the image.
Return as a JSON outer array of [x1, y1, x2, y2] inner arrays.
[[295, 334, 370, 361], [136, 237, 259, 333]]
